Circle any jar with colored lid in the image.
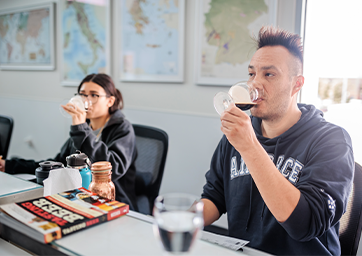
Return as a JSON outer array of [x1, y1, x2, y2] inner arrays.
[[88, 161, 115, 201]]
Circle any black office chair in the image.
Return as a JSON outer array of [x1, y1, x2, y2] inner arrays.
[[132, 124, 168, 215], [0, 115, 14, 159], [339, 162, 362, 256]]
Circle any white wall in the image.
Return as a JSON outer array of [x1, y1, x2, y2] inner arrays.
[[0, 0, 299, 115], [0, 0, 300, 228]]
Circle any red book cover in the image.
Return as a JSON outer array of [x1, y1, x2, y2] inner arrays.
[[0, 187, 129, 243]]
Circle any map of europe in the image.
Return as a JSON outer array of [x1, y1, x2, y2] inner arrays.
[[199, 0, 272, 84], [121, 0, 182, 81], [62, 0, 107, 83], [0, 7, 51, 65], [204, 0, 268, 66]]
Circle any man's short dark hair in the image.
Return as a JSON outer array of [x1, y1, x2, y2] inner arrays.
[[256, 26, 303, 73]]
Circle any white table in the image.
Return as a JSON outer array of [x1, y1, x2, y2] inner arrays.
[[0, 172, 43, 205], [0, 177, 272, 256], [52, 211, 272, 256], [0, 238, 32, 256]]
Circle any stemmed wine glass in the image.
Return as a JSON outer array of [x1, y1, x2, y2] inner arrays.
[[59, 95, 91, 118], [213, 81, 262, 115], [153, 193, 204, 254]]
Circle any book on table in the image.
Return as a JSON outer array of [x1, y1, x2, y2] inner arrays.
[[0, 187, 129, 243]]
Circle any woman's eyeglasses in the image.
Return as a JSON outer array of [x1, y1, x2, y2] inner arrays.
[[75, 93, 109, 104]]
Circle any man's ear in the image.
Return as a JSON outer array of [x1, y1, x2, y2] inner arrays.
[[292, 75, 304, 96]]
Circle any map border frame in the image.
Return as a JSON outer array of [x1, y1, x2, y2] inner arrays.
[[195, 0, 278, 86], [59, 0, 111, 87], [0, 3, 55, 71], [118, 0, 185, 83]]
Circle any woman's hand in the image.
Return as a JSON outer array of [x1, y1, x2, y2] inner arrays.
[[0, 158, 5, 172], [61, 103, 87, 125]]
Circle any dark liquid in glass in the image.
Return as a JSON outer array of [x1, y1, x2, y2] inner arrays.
[[235, 102, 256, 111]]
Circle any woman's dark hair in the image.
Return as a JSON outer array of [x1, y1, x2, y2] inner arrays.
[[78, 73, 123, 114]]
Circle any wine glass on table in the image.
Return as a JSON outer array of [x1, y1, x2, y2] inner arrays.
[[59, 94, 91, 118], [153, 193, 204, 254], [213, 81, 263, 115]]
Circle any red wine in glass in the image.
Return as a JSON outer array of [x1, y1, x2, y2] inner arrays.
[[214, 82, 260, 115], [235, 102, 257, 111]]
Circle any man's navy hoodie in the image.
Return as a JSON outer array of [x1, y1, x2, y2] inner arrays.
[[202, 104, 354, 255]]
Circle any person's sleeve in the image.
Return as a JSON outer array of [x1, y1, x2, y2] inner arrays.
[[201, 136, 227, 217], [4, 139, 72, 174], [279, 128, 354, 242], [68, 120, 136, 182], [5, 158, 41, 174]]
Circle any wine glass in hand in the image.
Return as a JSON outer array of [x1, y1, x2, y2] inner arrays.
[[59, 95, 91, 118], [153, 193, 204, 254], [213, 81, 262, 115]]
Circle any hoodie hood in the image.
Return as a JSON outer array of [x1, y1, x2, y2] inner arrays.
[[251, 103, 324, 145], [106, 109, 126, 127]]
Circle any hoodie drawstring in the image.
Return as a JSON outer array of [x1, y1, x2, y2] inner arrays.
[[245, 178, 253, 230]]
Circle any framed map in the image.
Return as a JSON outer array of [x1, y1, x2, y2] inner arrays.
[[0, 3, 55, 70], [60, 0, 110, 86], [119, 0, 185, 83], [195, 0, 278, 86]]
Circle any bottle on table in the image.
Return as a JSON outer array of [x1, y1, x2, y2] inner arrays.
[[89, 161, 115, 201], [66, 151, 92, 189]]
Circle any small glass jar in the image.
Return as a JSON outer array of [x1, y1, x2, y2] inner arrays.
[[88, 161, 115, 201]]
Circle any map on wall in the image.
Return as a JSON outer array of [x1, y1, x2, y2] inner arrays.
[[61, 0, 110, 86], [0, 3, 54, 70], [196, 0, 277, 86], [120, 0, 185, 82]]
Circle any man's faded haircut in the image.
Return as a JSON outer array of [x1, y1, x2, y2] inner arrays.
[[255, 26, 303, 75]]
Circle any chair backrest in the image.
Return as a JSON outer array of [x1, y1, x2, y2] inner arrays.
[[339, 162, 362, 255], [0, 115, 14, 159], [132, 124, 168, 215]]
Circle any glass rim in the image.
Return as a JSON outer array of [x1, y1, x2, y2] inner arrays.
[[154, 193, 203, 210], [155, 192, 201, 201], [231, 81, 249, 86]]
